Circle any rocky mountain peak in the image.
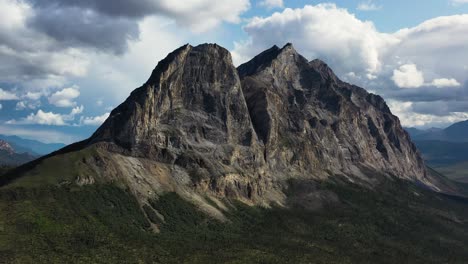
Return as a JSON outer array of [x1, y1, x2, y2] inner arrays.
[[238, 43, 433, 189], [9, 42, 454, 209], [237, 43, 304, 77], [0, 140, 14, 154], [90, 43, 438, 192], [145, 44, 192, 86]]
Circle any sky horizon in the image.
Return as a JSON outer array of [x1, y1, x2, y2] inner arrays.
[[1, 0, 468, 144]]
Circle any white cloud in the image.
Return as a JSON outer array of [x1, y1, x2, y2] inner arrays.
[[259, 0, 284, 9], [0, 0, 31, 30], [48, 86, 80, 107], [357, 0, 382, 11], [391, 65, 461, 89], [232, 4, 398, 76], [0, 88, 19, 100], [80, 112, 110, 126], [388, 100, 468, 127], [0, 103, 2, 110], [392, 64, 425, 88], [0, 0, 90, 88], [23, 91, 43, 100], [15, 101, 27, 110], [10, 110, 67, 126], [69, 105, 84, 117], [156, 0, 251, 32], [430, 78, 461, 88], [7, 105, 84, 126]]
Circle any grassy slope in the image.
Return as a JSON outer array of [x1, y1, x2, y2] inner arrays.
[[434, 161, 468, 183], [412, 140, 468, 183], [414, 140, 468, 166], [0, 172, 467, 263]]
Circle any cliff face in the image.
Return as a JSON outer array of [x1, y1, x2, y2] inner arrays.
[[238, 44, 427, 184], [7, 43, 447, 210], [86, 44, 275, 205]]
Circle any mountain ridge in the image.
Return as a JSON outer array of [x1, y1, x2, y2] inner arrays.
[[2, 43, 462, 212], [0, 139, 37, 166], [408, 120, 468, 142], [0, 134, 65, 155]]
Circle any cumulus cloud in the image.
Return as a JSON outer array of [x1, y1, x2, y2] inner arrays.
[[0, 88, 19, 100], [29, 0, 250, 32], [391, 65, 461, 89], [388, 100, 468, 127], [232, 4, 397, 76], [0, 0, 90, 88], [259, 0, 283, 9], [357, 0, 382, 11], [15, 100, 40, 110], [23, 91, 42, 100], [48, 86, 80, 107], [31, 6, 139, 54], [430, 78, 461, 88], [7, 105, 83, 126], [80, 112, 110, 126], [27, 110, 67, 125], [392, 64, 424, 88]]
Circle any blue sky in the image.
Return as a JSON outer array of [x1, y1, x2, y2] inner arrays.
[[1, 0, 468, 144]]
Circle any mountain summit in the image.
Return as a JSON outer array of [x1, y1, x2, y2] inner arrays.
[[3, 43, 456, 211]]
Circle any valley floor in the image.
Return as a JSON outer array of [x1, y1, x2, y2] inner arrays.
[[0, 174, 467, 263]]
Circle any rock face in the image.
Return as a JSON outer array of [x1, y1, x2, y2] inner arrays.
[[88, 44, 272, 203], [238, 44, 427, 183], [8, 43, 447, 209]]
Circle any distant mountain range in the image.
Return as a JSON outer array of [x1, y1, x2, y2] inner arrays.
[[0, 140, 36, 166], [406, 120, 468, 182], [0, 135, 65, 166], [0, 135, 65, 155], [407, 120, 468, 142]]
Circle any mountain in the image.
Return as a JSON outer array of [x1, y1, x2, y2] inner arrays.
[[405, 121, 468, 182], [0, 139, 36, 166], [5, 43, 448, 198], [444, 120, 468, 141], [413, 140, 468, 166], [409, 120, 468, 142], [413, 140, 468, 183], [1, 44, 467, 263], [405, 127, 425, 138], [0, 134, 65, 155]]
